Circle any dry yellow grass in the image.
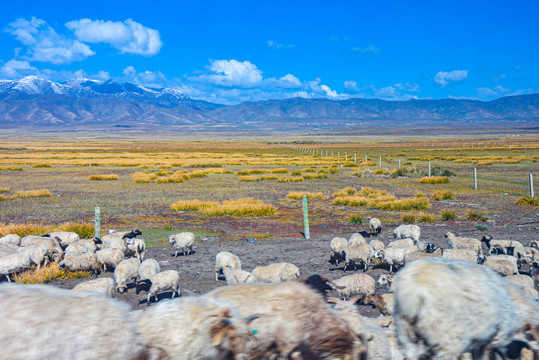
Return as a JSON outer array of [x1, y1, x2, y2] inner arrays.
[[59, 221, 95, 238], [286, 192, 326, 200], [171, 200, 220, 211], [270, 168, 289, 174], [240, 175, 261, 182], [188, 170, 208, 178], [155, 172, 190, 183], [419, 176, 449, 184], [130, 171, 158, 183], [431, 190, 455, 201], [88, 174, 118, 181], [333, 186, 430, 211], [288, 176, 304, 182], [333, 187, 358, 197], [0, 188, 9, 193], [32, 163, 52, 168], [16, 189, 52, 198], [0, 166, 23, 171], [515, 196, 539, 206], [200, 198, 276, 217], [419, 212, 437, 223], [360, 161, 377, 167], [260, 174, 279, 180], [13, 263, 91, 284], [0, 222, 53, 237]]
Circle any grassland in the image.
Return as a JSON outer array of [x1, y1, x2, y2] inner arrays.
[[0, 138, 537, 242]]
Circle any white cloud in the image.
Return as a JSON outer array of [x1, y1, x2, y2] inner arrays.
[[266, 40, 295, 49], [190, 59, 263, 88], [5, 17, 95, 65], [434, 69, 468, 87], [344, 81, 359, 92], [66, 18, 162, 56], [0, 59, 39, 78], [395, 82, 420, 93], [349, 44, 379, 54], [121, 66, 167, 88]]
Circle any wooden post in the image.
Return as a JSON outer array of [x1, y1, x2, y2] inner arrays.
[[428, 162, 431, 177], [94, 206, 101, 238], [474, 168, 477, 190], [530, 173, 535, 198], [302, 195, 310, 240]]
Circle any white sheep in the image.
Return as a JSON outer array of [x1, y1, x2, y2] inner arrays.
[[268, 262, 300, 281], [505, 274, 534, 289], [46, 231, 79, 248], [0, 234, 20, 246], [215, 251, 241, 281], [251, 265, 282, 283], [95, 248, 124, 272], [369, 239, 385, 252], [125, 238, 145, 261], [369, 217, 382, 235], [387, 238, 415, 249], [17, 244, 50, 269], [343, 244, 373, 271], [504, 282, 539, 341], [0, 252, 32, 282], [377, 274, 394, 290], [168, 232, 195, 256], [59, 253, 99, 273], [373, 247, 416, 273], [481, 235, 524, 251], [445, 231, 483, 255], [72, 277, 115, 297], [333, 273, 375, 300], [0, 244, 19, 257], [393, 224, 420, 241], [223, 267, 255, 285], [348, 233, 366, 245], [137, 258, 160, 281], [483, 255, 519, 276], [20, 235, 63, 262], [114, 258, 141, 293], [65, 238, 98, 256], [0, 284, 149, 359], [442, 248, 481, 263], [330, 237, 348, 265], [393, 257, 520, 360], [136, 270, 180, 303], [404, 249, 442, 264], [136, 296, 251, 360]]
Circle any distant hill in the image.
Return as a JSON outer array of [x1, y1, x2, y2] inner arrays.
[[1, 76, 538, 132]]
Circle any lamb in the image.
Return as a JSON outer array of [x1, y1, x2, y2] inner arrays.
[[330, 237, 348, 265], [363, 293, 395, 316], [168, 232, 195, 256], [136, 270, 180, 303], [483, 255, 519, 276], [393, 224, 420, 241], [348, 232, 367, 245], [114, 258, 141, 293], [377, 274, 394, 290], [59, 253, 99, 273], [205, 281, 369, 360], [373, 247, 416, 273], [0, 252, 32, 282], [442, 248, 482, 263], [369, 239, 385, 252], [445, 231, 483, 255], [343, 243, 372, 271], [0, 234, 20, 246], [268, 262, 300, 281], [369, 217, 382, 235], [137, 258, 160, 281], [125, 238, 145, 261], [44, 231, 79, 248], [481, 235, 524, 252], [136, 296, 251, 360], [387, 238, 415, 249], [332, 273, 375, 300], [223, 267, 255, 285], [214, 251, 241, 281], [393, 257, 520, 360], [72, 277, 115, 297], [95, 248, 124, 272], [0, 284, 149, 359]]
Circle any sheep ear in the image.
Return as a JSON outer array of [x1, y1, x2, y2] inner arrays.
[[326, 297, 342, 304], [244, 315, 261, 323], [210, 319, 231, 345]]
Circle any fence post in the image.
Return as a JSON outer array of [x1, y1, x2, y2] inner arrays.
[[302, 195, 310, 240], [345, 153, 347, 161], [354, 153, 357, 163], [474, 168, 477, 190], [428, 162, 431, 177], [379, 156, 382, 168], [398, 159, 401, 168], [530, 173, 535, 198], [94, 206, 101, 238], [331, 151, 334, 157], [365, 155, 367, 162], [338, 151, 340, 159]]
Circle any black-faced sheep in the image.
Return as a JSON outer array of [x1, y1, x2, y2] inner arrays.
[[125, 238, 145, 261], [373, 247, 416, 273], [445, 231, 483, 255], [369, 217, 382, 236]]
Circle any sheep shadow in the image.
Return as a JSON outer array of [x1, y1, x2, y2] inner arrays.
[[138, 291, 180, 305], [170, 250, 196, 257]]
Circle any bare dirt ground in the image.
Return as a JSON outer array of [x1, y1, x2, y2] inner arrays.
[[49, 220, 539, 318]]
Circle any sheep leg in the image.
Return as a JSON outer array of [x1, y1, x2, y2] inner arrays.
[[175, 250, 178, 257], [215, 270, 219, 281], [147, 293, 151, 304], [6, 275, 10, 283], [171, 291, 175, 299], [389, 264, 393, 273]]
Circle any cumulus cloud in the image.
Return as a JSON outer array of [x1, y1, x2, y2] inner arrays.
[[121, 66, 168, 88], [434, 69, 468, 87], [190, 59, 263, 88], [0, 58, 110, 82], [266, 40, 295, 49], [66, 18, 162, 56], [344, 81, 359, 93], [5, 17, 95, 64], [0, 59, 39, 79]]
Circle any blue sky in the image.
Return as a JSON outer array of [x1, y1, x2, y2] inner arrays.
[[1, 0, 538, 104]]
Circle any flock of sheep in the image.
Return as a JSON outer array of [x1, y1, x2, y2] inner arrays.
[[0, 216, 538, 359]]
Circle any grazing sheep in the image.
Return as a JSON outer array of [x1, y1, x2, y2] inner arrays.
[[514, 247, 539, 265], [136, 296, 252, 360], [298, 274, 344, 299], [251, 265, 282, 283], [136, 270, 180, 303], [363, 293, 395, 316], [348, 233, 367, 245], [0, 234, 20, 246], [214, 251, 241, 281], [17, 244, 50, 269], [404, 249, 442, 264], [333, 273, 375, 300], [223, 267, 255, 285], [20, 235, 63, 262], [373, 247, 416, 273], [442, 248, 482, 263], [125, 238, 145, 261], [377, 274, 394, 291], [483, 255, 519, 276], [369, 217, 382, 236], [343, 243, 373, 272], [107, 237, 129, 253], [505, 274, 535, 289], [168, 232, 195, 257], [137, 259, 160, 281], [65, 238, 99, 256], [114, 258, 141, 293], [415, 240, 436, 253], [0, 252, 32, 282], [330, 237, 348, 265], [445, 231, 483, 255], [72, 278, 115, 297], [0, 244, 19, 257], [393, 257, 520, 360], [59, 253, 99, 273], [96, 248, 124, 272], [387, 238, 415, 249], [369, 239, 385, 252], [103, 229, 142, 242], [393, 224, 420, 241], [481, 235, 524, 251], [0, 284, 149, 359], [206, 281, 369, 360], [268, 262, 300, 281], [45, 231, 79, 248]]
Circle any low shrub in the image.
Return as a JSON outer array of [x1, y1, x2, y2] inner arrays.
[[286, 192, 325, 200], [467, 210, 489, 222], [290, 170, 302, 176], [390, 167, 409, 178], [16, 189, 52, 198], [130, 172, 157, 183], [431, 166, 456, 177], [200, 198, 276, 217], [440, 209, 457, 221], [88, 174, 118, 181], [360, 161, 377, 167], [431, 190, 455, 201], [13, 263, 91, 284], [289, 176, 304, 182], [171, 200, 220, 211], [261, 174, 279, 180], [0, 166, 23, 171], [270, 168, 289, 174], [419, 212, 437, 223], [333, 187, 357, 197], [240, 175, 261, 182], [349, 214, 364, 225], [188, 170, 208, 178], [401, 214, 416, 224], [515, 196, 539, 206], [420, 176, 449, 184]]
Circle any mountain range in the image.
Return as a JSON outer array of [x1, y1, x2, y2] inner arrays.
[[1, 76, 538, 132]]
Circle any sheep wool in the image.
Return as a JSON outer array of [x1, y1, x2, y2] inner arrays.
[[369, 217, 382, 236], [114, 258, 141, 293], [214, 251, 241, 281], [222, 267, 255, 285], [138, 259, 160, 281], [59, 253, 99, 273], [333, 273, 375, 300], [393, 225, 420, 241], [168, 232, 195, 257], [0, 234, 20, 246], [73, 278, 115, 297]]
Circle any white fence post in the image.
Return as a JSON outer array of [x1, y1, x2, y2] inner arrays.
[[530, 173, 535, 198], [474, 168, 477, 190]]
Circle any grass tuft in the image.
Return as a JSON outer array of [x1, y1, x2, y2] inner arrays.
[[0, 188, 9, 193], [419, 212, 437, 223], [515, 196, 539, 206], [240, 175, 261, 182], [349, 214, 364, 225], [0, 166, 23, 171], [440, 209, 457, 221], [467, 210, 489, 222], [200, 198, 276, 217], [0, 223, 52, 237], [13, 263, 91, 284], [171, 200, 220, 211], [401, 214, 416, 224], [16, 189, 51, 198], [286, 192, 325, 200], [419, 176, 449, 184], [59, 221, 95, 238], [333, 187, 357, 197], [431, 190, 455, 201], [88, 174, 118, 181]]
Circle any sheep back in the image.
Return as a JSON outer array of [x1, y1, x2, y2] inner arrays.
[[138, 259, 160, 281], [0, 234, 20, 246], [333, 273, 375, 299], [72, 278, 114, 297]]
